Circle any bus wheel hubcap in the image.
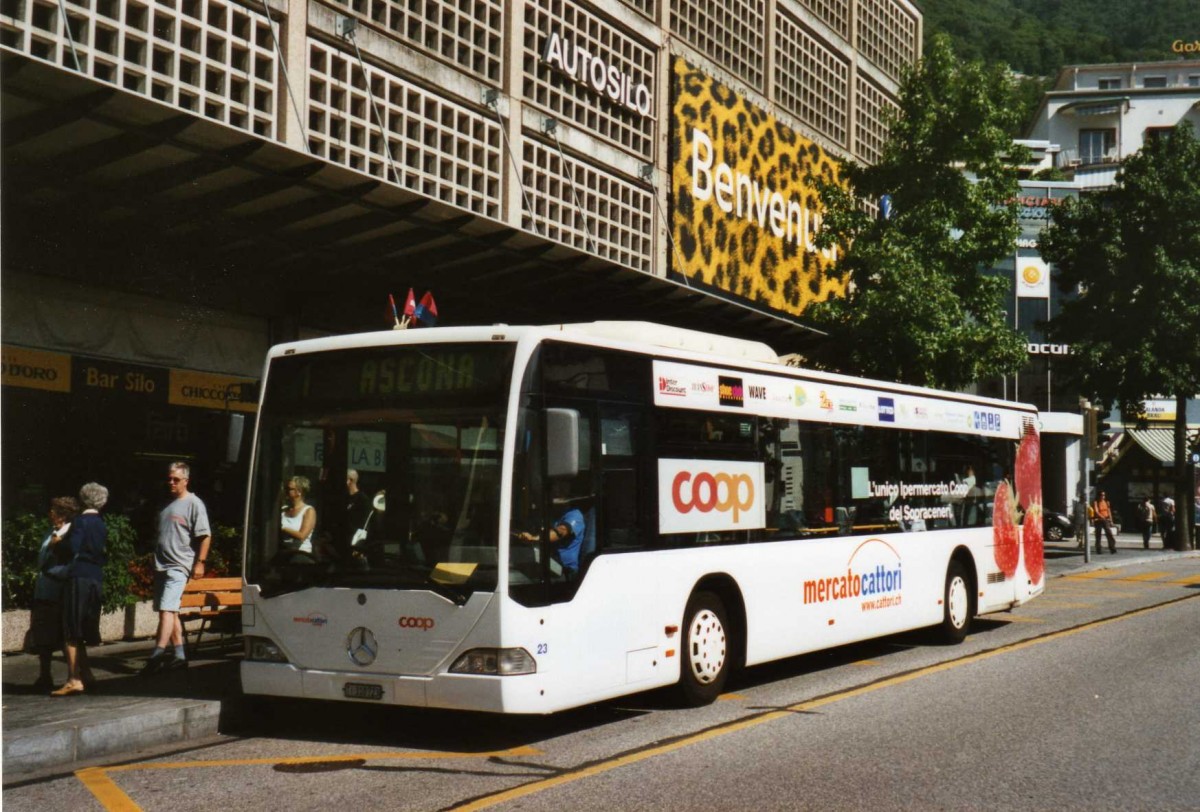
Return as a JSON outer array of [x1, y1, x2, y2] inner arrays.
[[688, 609, 726, 684], [948, 576, 968, 628]]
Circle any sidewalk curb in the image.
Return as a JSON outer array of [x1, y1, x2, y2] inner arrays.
[[1053, 548, 1200, 577], [3, 698, 224, 775]]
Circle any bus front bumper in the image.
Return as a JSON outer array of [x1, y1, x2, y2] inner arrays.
[[240, 661, 554, 713]]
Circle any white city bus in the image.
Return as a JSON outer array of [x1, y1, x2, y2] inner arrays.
[[240, 322, 1044, 713]]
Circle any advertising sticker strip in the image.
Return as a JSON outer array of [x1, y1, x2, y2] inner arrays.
[[652, 360, 1023, 439]]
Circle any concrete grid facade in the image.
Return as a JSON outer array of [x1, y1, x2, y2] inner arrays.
[[1, 0, 919, 282]]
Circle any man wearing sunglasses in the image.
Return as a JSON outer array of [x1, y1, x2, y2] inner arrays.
[[142, 461, 211, 675]]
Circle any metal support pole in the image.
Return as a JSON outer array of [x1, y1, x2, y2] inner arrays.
[[1081, 397, 1091, 564]]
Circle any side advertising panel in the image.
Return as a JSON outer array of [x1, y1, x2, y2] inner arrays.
[[669, 56, 845, 316], [658, 458, 766, 534]]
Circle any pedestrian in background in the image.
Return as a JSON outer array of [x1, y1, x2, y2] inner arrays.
[[142, 462, 211, 675], [1091, 490, 1117, 555], [30, 496, 79, 689], [1137, 497, 1157, 550], [52, 483, 108, 696], [1159, 498, 1176, 550]]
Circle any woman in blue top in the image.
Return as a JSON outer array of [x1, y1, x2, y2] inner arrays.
[[51, 482, 108, 697], [30, 496, 80, 689]]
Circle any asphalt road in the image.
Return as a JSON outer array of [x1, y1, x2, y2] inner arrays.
[[6, 558, 1199, 812]]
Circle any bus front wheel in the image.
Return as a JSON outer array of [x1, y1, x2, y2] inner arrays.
[[678, 591, 730, 706], [939, 560, 973, 644]]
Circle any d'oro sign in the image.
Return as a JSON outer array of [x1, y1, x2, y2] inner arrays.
[[669, 58, 845, 316]]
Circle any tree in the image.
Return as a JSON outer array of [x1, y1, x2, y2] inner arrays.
[[1040, 124, 1200, 551], [807, 35, 1028, 391]]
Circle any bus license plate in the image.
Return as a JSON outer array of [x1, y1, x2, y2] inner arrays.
[[343, 682, 383, 700]]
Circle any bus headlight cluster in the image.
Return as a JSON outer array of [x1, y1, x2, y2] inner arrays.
[[245, 636, 289, 663], [449, 648, 536, 676]]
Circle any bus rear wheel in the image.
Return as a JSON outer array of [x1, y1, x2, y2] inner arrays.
[[678, 591, 730, 706], [939, 560, 973, 644]]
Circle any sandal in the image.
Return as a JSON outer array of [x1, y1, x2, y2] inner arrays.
[[50, 681, 85, 696]]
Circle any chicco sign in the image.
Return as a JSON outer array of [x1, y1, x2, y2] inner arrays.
[[658, 459, 765, 534]]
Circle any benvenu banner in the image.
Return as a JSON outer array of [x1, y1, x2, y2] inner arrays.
[[668, 57, 845, 317]]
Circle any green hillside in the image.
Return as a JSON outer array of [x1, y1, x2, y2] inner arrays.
[[919, 0, 1199, 77]]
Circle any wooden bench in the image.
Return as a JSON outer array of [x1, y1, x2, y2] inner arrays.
[[179, 576, 242, 654]]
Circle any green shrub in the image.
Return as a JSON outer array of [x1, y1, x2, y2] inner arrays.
[[1, 512, 139, 614], [1, 513, 47, 611]]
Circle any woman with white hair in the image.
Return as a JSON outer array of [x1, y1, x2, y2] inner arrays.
[[51, 482, 108, 696]]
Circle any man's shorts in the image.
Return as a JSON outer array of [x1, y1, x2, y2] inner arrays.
[[153, 568, 189, 612]]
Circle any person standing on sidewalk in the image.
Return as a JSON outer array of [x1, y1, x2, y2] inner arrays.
[[142, 462, 211, 675], [30, 496, 80, 689], [1159, 498, 1176, 550], [1137, 497, 1157, 550], [1092, 490, 1118, 555], [52, 483, 108, 696]]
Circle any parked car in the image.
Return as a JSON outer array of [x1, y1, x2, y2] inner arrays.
[[1043, 509, 1075, 542]]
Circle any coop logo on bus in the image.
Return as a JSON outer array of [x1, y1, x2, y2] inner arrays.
[[718, 376, 744, 407], [973, 410, 1002, 432], [803, 538, 903, 611], [658, 459, 766, 534], [878, 397, 895, 422], [658, 376, 687, 397]]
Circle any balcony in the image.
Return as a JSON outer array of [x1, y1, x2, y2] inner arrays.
[[1058, 147, 1121, 168]]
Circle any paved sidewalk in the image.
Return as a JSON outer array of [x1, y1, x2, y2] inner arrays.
[[2, 638, 243, 779], [3, 531, 1197, 781], [1043, 529, 1199, 577]]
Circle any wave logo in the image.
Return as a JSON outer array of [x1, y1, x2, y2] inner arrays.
[[802, 538, 903, 608]]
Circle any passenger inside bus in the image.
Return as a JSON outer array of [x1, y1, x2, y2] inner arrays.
[[280, 475, 317, 554]]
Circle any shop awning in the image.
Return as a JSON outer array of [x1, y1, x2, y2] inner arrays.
[[1126, 428, 1176, 464]]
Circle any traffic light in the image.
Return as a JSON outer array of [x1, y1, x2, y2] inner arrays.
[[1089, 410, 1116, 461]]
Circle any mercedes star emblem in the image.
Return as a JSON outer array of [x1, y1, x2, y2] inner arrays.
[[346, 626, 378, 666]]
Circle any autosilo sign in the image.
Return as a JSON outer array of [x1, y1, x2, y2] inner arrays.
[[541, 31, 652, 116]]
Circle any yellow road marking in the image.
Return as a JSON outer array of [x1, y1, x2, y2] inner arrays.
[[1000, 615, 1045, 623], [1027, 601, 1095, 609], [1063, 570, 1119, 580], [76, 768, 139, 812], [718, 693, 747, 700], [452, 596, 1197, 811], [1169, 574, 1200, 586], [850, 660, 882, 666], [77, 747, 540, 810], [1117, 571, 1172, 581]]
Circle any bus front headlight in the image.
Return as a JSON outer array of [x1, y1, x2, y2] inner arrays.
[[245, 636, 289, 663], [449, 648, 536, 676]]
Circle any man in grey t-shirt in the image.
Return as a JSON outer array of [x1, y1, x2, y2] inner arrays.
[[142, 461, 212, 675]]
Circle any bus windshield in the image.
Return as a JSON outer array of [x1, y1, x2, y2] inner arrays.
[[245, 343, 515, 600]]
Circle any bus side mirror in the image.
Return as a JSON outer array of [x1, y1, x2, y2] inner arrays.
[[545, 408, 579, 479]]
